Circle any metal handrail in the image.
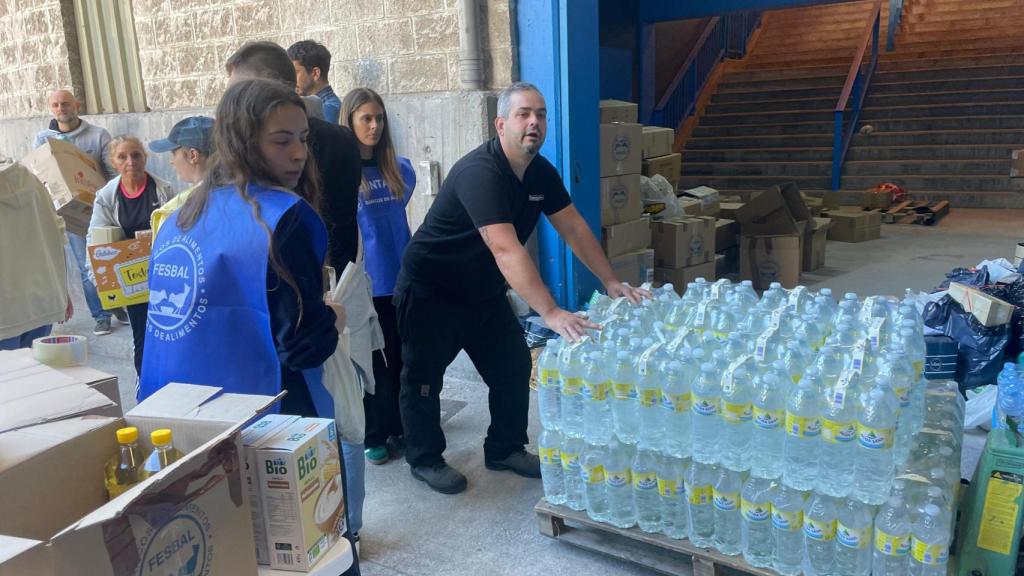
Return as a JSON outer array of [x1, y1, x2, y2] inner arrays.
[[831, 0, 882, 191], [655, 18, 721, 113]]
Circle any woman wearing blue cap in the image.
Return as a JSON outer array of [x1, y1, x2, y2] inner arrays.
[[148, 116, 215, 239]]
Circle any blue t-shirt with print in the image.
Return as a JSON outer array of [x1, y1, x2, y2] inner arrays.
[[358, 157, 416, 296]]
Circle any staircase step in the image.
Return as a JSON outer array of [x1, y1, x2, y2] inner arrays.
[[682, 162, 832, 177], [681, 148, 833, 163], [757, 27, 879, 48], [712, 85, 849, 104], [744, 55, 864, 71], [695, 116, 1024, 138], [686, 134, 835, 149], [723, 65, 851, 84], [905, 0, 1023, 14], [901, 16, 1024, 34], [860, 101, 1024, 120], [882, 45, 1024, 62], [769, 1, 884, 18], [851, 128, 1024, 146], [877, 52, 1024, 71], [719, 74, 847, 93], [700, 110, 838, 126], [891, 35, 1024, 54], [865, 88, 1024, 108], [681, 159, 1012, 178], [894, 26, 1024, 45], [761, 15, 885, 33], [678, 175, 832, 190], [712, 75, 1024, 104], [846, 145, 1021, 161], [706, 97, 843, 115], [901, 7, 1024, 23], [678, 174, 1019, 193], [747, 46, 857, 64], [723, 64, 1024, 94]]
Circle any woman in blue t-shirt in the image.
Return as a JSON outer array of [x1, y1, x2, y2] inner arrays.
[[341, 88, 416, 465]]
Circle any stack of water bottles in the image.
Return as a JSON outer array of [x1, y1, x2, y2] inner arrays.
[[535, 278, 964, 576]]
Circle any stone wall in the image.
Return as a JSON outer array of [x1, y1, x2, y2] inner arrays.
[[131, 0, 514, 110], [0, 0, 78, 119]]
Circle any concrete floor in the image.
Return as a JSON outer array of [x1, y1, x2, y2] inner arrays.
[[52, 208, 1021, 576]]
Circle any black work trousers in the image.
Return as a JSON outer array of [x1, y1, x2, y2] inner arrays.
[[395, 289, 531, 468]]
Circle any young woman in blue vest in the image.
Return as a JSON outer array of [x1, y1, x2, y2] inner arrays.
[[137, 78, 345, 421], [340, 88, 416, 466]]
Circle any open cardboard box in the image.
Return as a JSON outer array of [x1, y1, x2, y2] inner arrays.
[[0, 383, 279, 575]]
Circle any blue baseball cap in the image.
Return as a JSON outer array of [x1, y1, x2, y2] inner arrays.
[[149, 116, 214, 155]]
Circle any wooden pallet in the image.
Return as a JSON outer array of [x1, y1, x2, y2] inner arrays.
[[535, 499, 777, 576], [879, 200, 950, 225]]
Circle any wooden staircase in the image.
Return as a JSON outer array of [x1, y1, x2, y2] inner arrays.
[[678, 0, 1024, 208]]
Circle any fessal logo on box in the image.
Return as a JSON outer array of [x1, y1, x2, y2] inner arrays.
[[612, 135, 632, 161], [137, 502, 212, 576], [688, 234, 704, 257], [609, 184, 628, 209], [757, 260, 780, 283]]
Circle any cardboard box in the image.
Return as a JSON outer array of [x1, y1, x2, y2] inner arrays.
[[948, 282, 1016, 327], [1014, 242, 1024, 267], [88, 238, 151, 310], [600, 123, 642, 177], [740, 234, 802, 290], [20, 138, 107, 237], [715, 218, 738, 252], [802, 217, 831, 272], [924, 335, 958, 381], [602, 217, 651, 258], [1011, 149, 1024, 177], [734, 187, 800, 237], [0, 383, 279, 575], [600, 174, 643, 226], [861, 189, 893, 210], [651, 217, 716, 268], [0, 349, 121, 426], [609, 249, 654, 287], [654, 260, 716, 291], [681, 186, 721, 217], [828, 210, 882, 243], [599, 99, 638, 124], [719, 202, 744, 221], [257, 418, 345, 572], [641, 126, 674, 159], [641, 153, 681, 184], [822, 190, 843, 211], [243, 414, 300, 565]]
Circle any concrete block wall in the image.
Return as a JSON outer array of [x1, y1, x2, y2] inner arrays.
[[131, 0, 514, 110], [0, 0, 78, 119]]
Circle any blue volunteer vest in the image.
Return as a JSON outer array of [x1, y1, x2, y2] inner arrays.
[[138, 184, 333, 417]]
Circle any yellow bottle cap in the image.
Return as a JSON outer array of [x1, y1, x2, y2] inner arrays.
[[116, 427, 138, 444], [151, 429, 173, 446]]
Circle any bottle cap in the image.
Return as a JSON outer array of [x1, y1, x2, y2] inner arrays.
[[116, 427, 138, 444], [151, 429, 173, 446]]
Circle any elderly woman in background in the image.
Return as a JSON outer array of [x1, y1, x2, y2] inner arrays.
[[87, 135, 176, 376]]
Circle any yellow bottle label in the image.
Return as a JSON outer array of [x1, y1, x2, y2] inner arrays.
[[612, 381, 636, 400], [662, 391, 692, 413], [786, 413, 821, 438], [538, 446, 560, 466], [742, 499, 770, 523], [686, 484, 712, 506], [753, 406, 783, 430], [560, 452, 579, 471], [583, 379, 610, 401], [639, 388, 662, 408], [538, 367, 559, 388], [581, 463, 605, 484], [658, 478, 680, 498], [913, 360, 924, 379], [837, 523, 869, 549], [722, 401, 753, 423], [910, 537, 949, 565], [821, 418, 856, 444], [713, 490, 739, 512], [771, 508, 802, 532], [712, 330, 728, 342], [605, 468, 631, 488], [633, 471, 658, 491], [856, 423, 894, 449], [803, 517, 837, 542], [692, 394, 719, 417], [562, 377, 582, 396], [875, 528, 910, 556]]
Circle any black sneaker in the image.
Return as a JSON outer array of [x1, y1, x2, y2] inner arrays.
[[112, 308, 129, 325], [485, 450, 541, 478], [386, 434, 405, 455], [410, 462, 467, 494], [93, 317, 112, 335]]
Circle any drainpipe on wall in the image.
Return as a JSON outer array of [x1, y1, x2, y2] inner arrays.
[[458, 0, 484, 90]]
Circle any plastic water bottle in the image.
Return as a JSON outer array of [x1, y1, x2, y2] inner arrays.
[[908, 504, 949, 576], [995, 362, 1023, 430], [836, 497, 873, 576], [781, 340, 811, 386], [734, 280, 759, 308], [635, 347, 664, 448], [580, 442, 610, 522], [873, 496, 912, 575], [750, 368, 786, 479], [771, 483, 806, 576], [538, 428, 565, 505], [559, 346, 585, 438], [691, 362, 722, 464], [720, 366, 753, 472], [610, 351, 640, 444], [537, 339, 562, 429], [713, 466, 743, 555], [882, 348, 916, 465], [632, 445, 662, 533], [782, 366, 823, 491], [603, 440, 635, 528], [803, 492, 838, 576], [852, 379, 899, 505], [685, 460, 716, 548], [658, 454, 689, 539], [560, 436, 585, 511], [817, 368, 859, 497], [762, 282, 787, 310], [741, 475, 774, 568], [660, 360, 692, 458], [580, 352, 613, 445]]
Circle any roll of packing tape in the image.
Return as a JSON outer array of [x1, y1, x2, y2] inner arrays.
[[32, 335, 88, 367]]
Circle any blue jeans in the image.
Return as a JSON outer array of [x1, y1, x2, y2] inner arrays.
[[341, 441, 365, 535], [67, 232, 110, 321], [0, 324, 52, 350]]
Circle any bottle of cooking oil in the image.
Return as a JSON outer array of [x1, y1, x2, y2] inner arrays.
[[142, 428, 184, 477], [104, 427, 145, 500]]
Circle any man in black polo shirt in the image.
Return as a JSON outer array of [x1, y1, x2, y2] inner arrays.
[[395, 82, 647, 494]]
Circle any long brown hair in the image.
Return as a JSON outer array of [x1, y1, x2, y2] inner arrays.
[[340, 87, 406, 200], [177, 78, 321, 324]]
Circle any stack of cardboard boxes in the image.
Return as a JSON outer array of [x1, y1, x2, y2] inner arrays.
[[651, 216, 717, 290], [827, 209, 882, 243], [599, 100, 652, 286]]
